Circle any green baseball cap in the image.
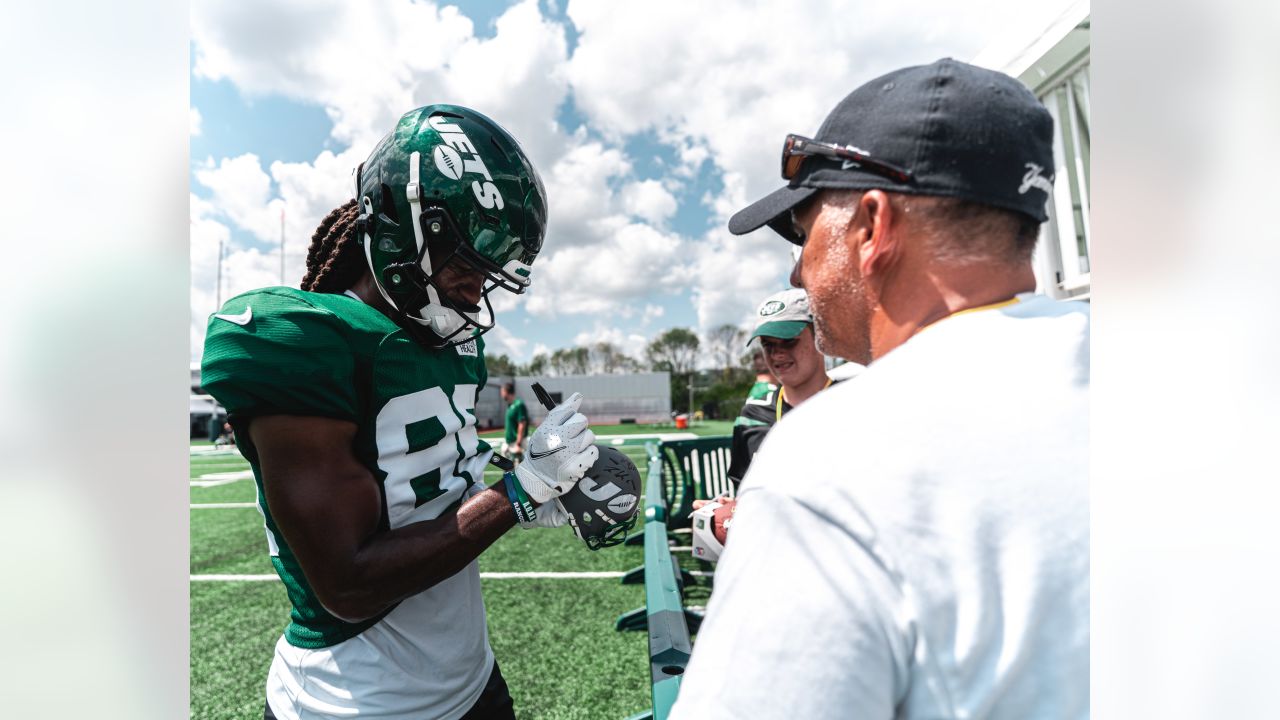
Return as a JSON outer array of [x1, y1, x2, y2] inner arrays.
[[748, 289, 813, 344]]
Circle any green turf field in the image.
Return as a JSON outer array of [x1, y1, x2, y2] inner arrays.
[[190, 422, 727, 719]]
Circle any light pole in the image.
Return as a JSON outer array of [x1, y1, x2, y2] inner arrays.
[[215, 236, 224, 310], [279, 207, 286, 286]]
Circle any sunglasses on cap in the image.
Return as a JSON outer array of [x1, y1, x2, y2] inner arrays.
[[780, 134, 914, 185]]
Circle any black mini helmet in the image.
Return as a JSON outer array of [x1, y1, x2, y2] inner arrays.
[[559, 446, 641, 550], [354, 104, 547, 347]]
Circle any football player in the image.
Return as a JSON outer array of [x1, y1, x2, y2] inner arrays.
[[201, 105, 598, 720]]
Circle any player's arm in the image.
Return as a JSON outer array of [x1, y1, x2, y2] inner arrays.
[[252, 393, 596, 623], [250, 414, 518, 623]]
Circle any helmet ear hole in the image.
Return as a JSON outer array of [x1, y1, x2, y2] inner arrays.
[[379, 184, 399, 222]]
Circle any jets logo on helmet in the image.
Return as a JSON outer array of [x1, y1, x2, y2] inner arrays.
[[433, 145, 463, 180], [353, 104, 546, 348], [558, 446, 642, 550]]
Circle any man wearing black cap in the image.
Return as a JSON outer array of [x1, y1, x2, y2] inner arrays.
[[670, 58, 1088, 719]]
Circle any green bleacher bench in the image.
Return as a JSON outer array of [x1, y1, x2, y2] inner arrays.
[[616, 442, 702, 720]]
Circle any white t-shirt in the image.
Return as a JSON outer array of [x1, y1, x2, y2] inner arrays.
[[264, 476, 497, 719], [265, 561, 493, 720], [670, 294, 1089, 720]]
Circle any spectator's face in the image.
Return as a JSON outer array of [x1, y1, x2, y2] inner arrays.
[[791, 195, 873, 364], [759, 327, 823, 388]]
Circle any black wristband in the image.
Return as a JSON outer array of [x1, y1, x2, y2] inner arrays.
[[503, 471, 537, 526]]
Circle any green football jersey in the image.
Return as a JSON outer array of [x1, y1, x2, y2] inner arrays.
[[504, 397, 529, 444], [201, 287, 493, 648]]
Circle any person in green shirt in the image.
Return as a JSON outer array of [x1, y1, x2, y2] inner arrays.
[[201, 104, 599, 720], [500, 382, 529, 464]]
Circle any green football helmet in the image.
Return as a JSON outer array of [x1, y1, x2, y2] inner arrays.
[[354, 104, 547, 347]]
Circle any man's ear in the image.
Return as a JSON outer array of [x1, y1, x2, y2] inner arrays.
[[854, 190, 899, 291]]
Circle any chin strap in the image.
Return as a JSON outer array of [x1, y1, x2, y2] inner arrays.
[[404, 151, 472, 338]]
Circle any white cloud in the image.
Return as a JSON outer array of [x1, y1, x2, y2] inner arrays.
[[690, 226, 796, 330], [564, 0, 1068, 332], [192, 0, 475, 150], [524, 221, 690, 318], [640, 304, 664, 326], [572, 324, 649, 360], [482, 324, 529, 360], [193, 153, 280, 241], [541, 135, 631, 247], [190, 0, 1077, 360], [190, 107, 202, 136], [620, 179, 677, 226]]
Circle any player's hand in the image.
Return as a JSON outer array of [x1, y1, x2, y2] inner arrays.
[[510, 442, 523, 455], [514, 392, 598, 504], [518, 498, 570, 529]]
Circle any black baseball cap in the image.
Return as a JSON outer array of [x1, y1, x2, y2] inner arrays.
[[728, 58, 1056, 245]]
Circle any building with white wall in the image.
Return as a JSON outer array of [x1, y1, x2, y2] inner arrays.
[[477, 372, 672, 429], [975, 0, 1091, 301]]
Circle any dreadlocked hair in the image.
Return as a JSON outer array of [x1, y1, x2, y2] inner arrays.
[[300, 199, 365, 293]]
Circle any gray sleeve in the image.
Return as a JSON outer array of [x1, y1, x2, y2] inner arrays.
[[670, 478, 914, 719]]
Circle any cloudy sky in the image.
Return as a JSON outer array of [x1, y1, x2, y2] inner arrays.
[[190, 0, 1076, 364]]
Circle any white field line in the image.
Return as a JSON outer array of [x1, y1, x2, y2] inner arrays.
[[479, 432, 696, 445], [191, 471, 253, 487], [596, 433, 697, 444], [192, 571, 628, 582], [191, 502, 257, 509], [191, 460, 250, 466]]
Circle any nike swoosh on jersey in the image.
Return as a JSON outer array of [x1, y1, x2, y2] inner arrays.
[[529, 446, 566, 460], [214, 306, 253, 326]]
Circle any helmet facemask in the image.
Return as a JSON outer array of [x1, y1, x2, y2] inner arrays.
[[567, 511, 638, 550]]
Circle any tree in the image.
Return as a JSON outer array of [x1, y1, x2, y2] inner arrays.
[[524, 353, 549, 376], [485, 353, 518, 378], [706, 323, 747, 379], [550, 347, 589, 376], [647, 328, 701, 413], [645, 328, 700, 377], [588, 342, 638, 374]]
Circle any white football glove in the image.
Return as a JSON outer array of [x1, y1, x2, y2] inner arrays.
[[514, 392, 598, 505], [518, 498, 570, 529]]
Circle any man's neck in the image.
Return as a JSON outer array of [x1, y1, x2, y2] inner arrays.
[[350, 273, 396, 318], [782, 371, 830, 407], [869, 261, 1035, 360]]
